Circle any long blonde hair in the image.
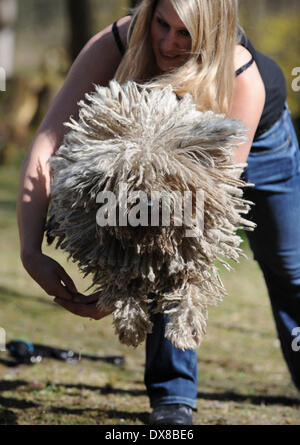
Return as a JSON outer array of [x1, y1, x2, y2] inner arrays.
[[114, 0, 243, 114]]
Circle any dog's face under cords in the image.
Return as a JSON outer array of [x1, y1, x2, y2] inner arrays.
[[46, 80, 255, 350]]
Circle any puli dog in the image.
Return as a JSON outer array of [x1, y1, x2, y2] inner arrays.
[[45, 80, 255, 350]]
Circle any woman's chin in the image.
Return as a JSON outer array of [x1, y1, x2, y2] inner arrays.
[[156, 54, 185, 73], [158, 60, 178, 73]]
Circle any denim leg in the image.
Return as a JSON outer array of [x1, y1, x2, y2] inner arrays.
[[144, 311, 198, 409], [245, 180, 300, 390], [243, 104, 300, 390]]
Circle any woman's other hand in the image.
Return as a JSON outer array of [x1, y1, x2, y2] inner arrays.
[[54, 291, 113, 320]]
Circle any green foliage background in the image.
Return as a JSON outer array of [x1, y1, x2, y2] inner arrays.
[[239, 4, 300, 116], [0, 0, 299, 166]]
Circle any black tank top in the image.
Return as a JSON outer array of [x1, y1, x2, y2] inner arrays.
[[112, 20, 287, 141], [238, 31, 287, 139]]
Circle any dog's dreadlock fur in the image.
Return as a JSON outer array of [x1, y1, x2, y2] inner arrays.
[[45, 80, 255, 350]]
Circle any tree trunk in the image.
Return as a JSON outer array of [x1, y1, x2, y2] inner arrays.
[[0, 0, 17, 81], [130, 0, 141, 8], [66, 0, 92, 61]]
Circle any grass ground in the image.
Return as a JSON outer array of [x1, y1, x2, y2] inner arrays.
[[0, 163, 299, 425]]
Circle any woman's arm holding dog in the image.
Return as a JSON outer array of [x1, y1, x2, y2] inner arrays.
[[17, 17, 131, 317]]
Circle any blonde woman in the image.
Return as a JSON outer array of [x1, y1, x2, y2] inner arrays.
[[17, 0, 299, 425]]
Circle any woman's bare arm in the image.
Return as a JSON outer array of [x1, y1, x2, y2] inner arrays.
[[229, 45, 266, 165], [17, 16, 131, 303]]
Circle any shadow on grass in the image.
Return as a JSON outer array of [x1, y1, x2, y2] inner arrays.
[[0, 380, 40, 425], [0, 409, 18, 425], [1, 378, 299, 425], [0, 380, 29, 391], [50, 405, 149, 424], [0, 394, 38, 410], [0, 285, 53, 307], [0, 379, 148, 425], [0, 380, 39, 410], [62, 382, 146, 397], [0, 380, 149, 425], [197, 390, 300, 407]]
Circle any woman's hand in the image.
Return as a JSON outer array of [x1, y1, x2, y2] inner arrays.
[[22, 251, 78, 301], [54, 292, 113, 320], [22, 251, 113, 320]]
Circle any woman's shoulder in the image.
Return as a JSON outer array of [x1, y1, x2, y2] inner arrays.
[[231, 44, 266, 127], [66, 16, 132, 88], [234, 44, 253, 73], [232, 43, 265, 108], [89, 15, 131, 54], [112, 15, 132, 47]]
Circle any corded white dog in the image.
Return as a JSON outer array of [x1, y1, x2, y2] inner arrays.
[[45, 80, 255, 350]]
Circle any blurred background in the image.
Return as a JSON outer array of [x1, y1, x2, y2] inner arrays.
[[0, 0, 299, 165], [0, 1, 300, 425]]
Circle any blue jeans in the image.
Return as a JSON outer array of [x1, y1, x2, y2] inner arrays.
[[243, 103, 300, 390], [145, 103, 300, 408], [144, 310, 198, 409]]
